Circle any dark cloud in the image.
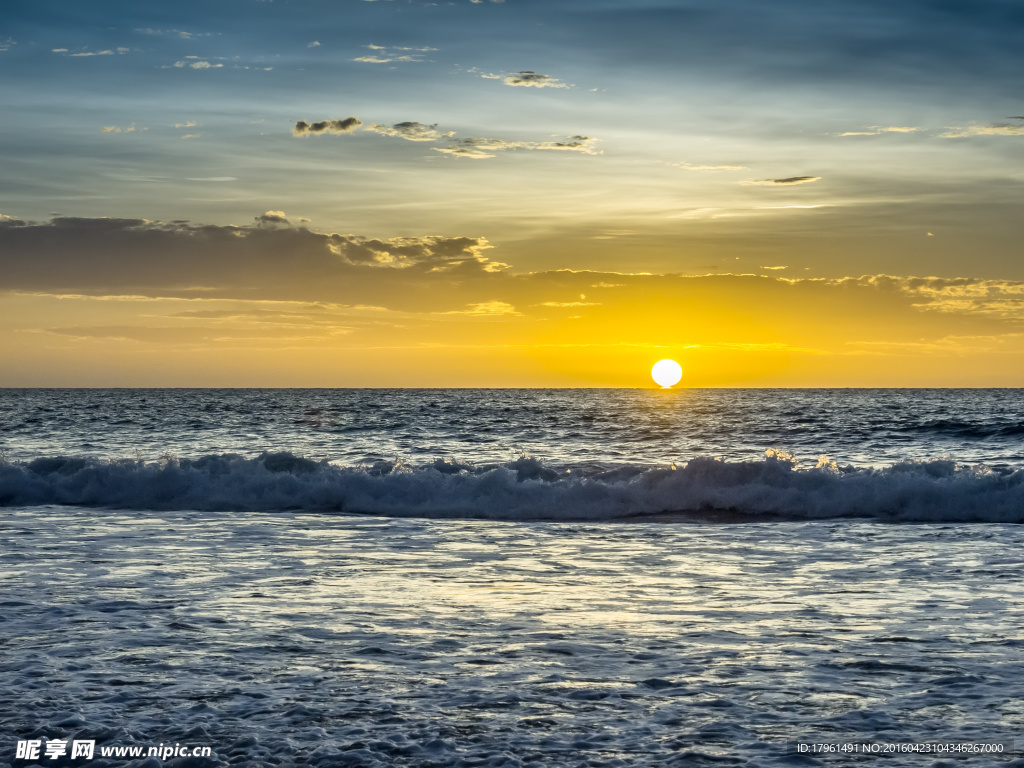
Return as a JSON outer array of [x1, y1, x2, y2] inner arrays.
[[435, 135, 599, 158], [3, 217, 1023, 365], [292, 117, 363, 137], [497, 71, 568, 88], [0, 216, 505, 305], [740, 176, 821, 186], [365, 121, 454, 142]]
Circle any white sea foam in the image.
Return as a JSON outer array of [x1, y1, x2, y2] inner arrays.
[[1, 450, 1021, 522]]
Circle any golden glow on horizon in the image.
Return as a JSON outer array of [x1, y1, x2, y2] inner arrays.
[[3, 272, 1024, 387], [651, 359, 683, 388]]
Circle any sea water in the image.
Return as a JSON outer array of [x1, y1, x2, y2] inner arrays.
[[1, 389, 1022, 766]]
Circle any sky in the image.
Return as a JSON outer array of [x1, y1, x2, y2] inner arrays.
[[2, 0, 1024, 386]]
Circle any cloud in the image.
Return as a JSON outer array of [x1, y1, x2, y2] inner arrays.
[[365, 122, 454, 142], [292, 118, 363, 136], [256, 210, 291, 226], [7, 216, 1024, 381], [173, 121, 197, 128], [172, 59, 223, 69], [838, 126, 920, 136], [496, 71, 568, 89], [337, 235, 505, 272], [1, 38, 15, 52], [353, 44, 435, 63], [760, 265, 788, 270], [59, 48, 129, 57], [0, 216, 508, 304], [308, 41, 321, 48], [941, 124, 1024, 138], [672, 162, 747, 172], [437, 301, 520, 316], [837, 275, 1024, 319], [101, 124, 137, 134], [136, 28, 202, 39], [353, 55, 421, 63], [435, 135, 599, 159], [740, 176, 821, 186], [433, 147, 496, 159]]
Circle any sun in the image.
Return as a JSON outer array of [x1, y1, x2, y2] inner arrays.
[[651, 359, 683, 388]]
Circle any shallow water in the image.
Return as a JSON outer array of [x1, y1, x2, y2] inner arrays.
[[1, 506, 1022, 766]]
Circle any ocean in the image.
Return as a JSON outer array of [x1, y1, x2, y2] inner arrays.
[[1, 388, 1022, 766]]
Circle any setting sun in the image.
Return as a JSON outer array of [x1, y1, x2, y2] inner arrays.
[[651, 359, 683, 388]]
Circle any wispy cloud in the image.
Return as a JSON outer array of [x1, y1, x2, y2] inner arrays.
[[740, 176, 821, 186], [57, 48, 130, 57], [941, 123, 1024, 138], [353, 44, 435, 63], [435, 135, 599, 159], [838, 126, 919, 137], [0, 38, 15, 52], [434, 147, 496, 159], [436, 301, 520, 316], [292, 118, 363, 137], [135, 28, 207, 39], [366, 122, 454, 142], [308, 41, 321, 48], [172, 59, 223, 69], [101, 123, 137, 134], [173, 121, 197, 129], [671, 162, 747, 172], [840, 275, 1024, 319]]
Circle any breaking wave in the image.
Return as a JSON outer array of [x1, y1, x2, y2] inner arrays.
[[1, 450, 1022, 523]]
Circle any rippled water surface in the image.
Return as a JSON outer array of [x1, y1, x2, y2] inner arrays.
[[2, 507, 1022, 767], [2, 388, 1023, 467], [2, 390, 1022, 766]]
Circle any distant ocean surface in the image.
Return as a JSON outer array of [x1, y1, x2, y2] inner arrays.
[[2, 389, 1023, 766], [1, 388, 1023, 522]]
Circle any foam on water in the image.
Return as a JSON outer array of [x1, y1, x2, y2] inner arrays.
[[2, 450, 1022, 522], [3, 389, 1023, 766], [2, 508, 1022, 767]]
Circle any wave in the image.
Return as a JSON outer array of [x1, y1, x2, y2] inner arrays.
[[1, 450, 1022, 523]]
